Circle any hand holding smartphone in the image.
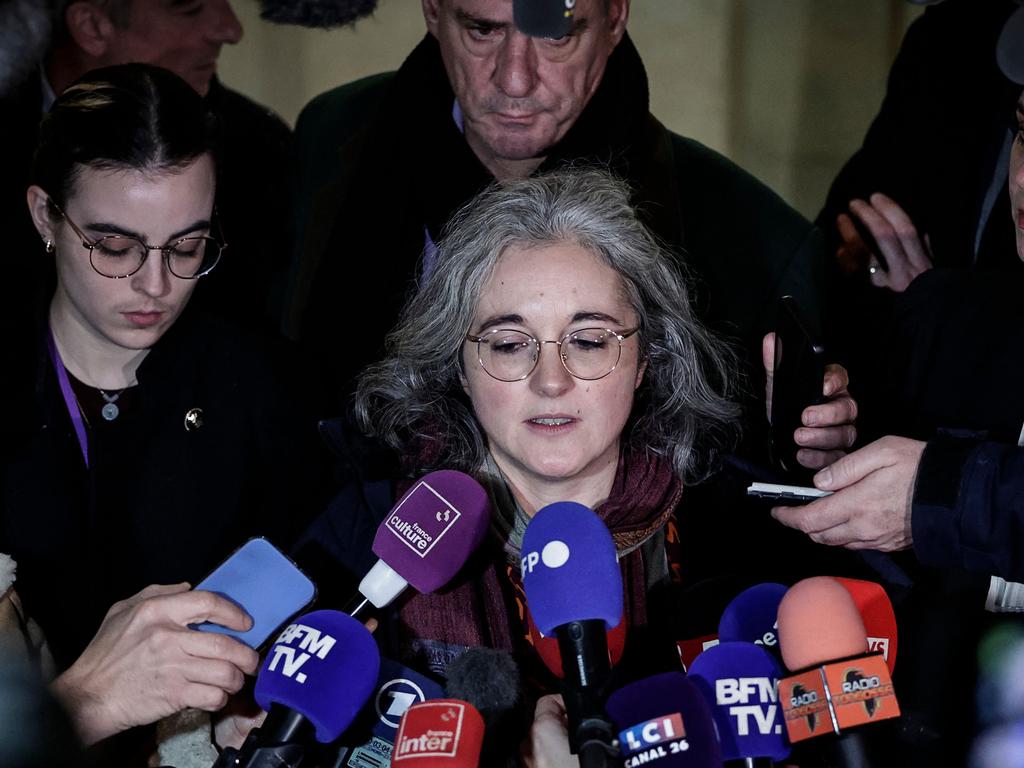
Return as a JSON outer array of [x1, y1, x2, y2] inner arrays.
[[769, 296, 826, 479]]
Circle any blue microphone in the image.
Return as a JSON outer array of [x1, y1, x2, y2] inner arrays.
[[687, 642, 791, 766], [605, 672, 722, 767], [521, 501, 622, 766], [214, 610, 380, 767], [717, 583, 788, 661]]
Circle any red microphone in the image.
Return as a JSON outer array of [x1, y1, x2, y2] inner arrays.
[[392, 699, 485, 766], [833, 577, 898, 674], [525, 604, 626, 678]]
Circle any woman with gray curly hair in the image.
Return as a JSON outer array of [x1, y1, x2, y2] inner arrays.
[[305, 167, 748, 678], [356, 166, 739, 486]]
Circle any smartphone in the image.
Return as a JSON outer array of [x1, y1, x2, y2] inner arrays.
[[770, 296, 826, 478], [191, 537, 316, 649], [747, 482, 832, 505]]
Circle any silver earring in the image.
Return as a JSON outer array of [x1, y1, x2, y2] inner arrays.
[[44, 239, 54, 253]]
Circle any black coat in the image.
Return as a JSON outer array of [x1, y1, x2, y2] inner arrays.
[[1, 308, 329, 671]]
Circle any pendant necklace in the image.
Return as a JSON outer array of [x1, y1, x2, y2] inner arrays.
[[99, 389, 125, 421]]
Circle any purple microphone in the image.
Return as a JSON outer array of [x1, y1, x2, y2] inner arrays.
[[521, 501, 622, 764], [217, 610, 380, 767], [605, 672, 723, 767], [352, 470, 490, 616], [687, 642, 791, 766]]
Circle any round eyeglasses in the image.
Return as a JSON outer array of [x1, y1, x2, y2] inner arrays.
[[52, 202, 225, 279], [465, 327, 640, 382]]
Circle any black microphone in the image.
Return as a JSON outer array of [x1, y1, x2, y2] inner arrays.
[[512, 0, 575, 38], [446, 648, 532, 768]]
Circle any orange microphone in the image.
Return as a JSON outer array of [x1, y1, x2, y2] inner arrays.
[[776, 577, 900, 767]]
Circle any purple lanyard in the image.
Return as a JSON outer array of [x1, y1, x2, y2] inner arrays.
[[46, 328, 89, 468]]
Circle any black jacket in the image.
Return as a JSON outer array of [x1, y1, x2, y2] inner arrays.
[[1, 308, 329, 670]]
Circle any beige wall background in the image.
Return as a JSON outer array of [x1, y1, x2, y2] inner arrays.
[[219, 0, 921, 219]]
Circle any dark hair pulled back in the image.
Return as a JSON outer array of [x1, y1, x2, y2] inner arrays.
[[31, 63, 218, 209]]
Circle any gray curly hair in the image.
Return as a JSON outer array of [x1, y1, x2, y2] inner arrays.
[[354, 167, 740, 481]]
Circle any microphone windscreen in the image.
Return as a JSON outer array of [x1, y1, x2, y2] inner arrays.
[[445, 647, 522, 719], [717, 582, 788, 656], [833, 577, 898, 673], [606, 672, 722, 767], [512, 0, 574, 39], [255, 610, 380, 743], [446, 648, 531, 763], [520, 501, 622, 635], [777, 577, 868, 671], [259, 0, 377, 28], [526, 605, 626, 678], [392, 699, 485, 766], [372, 470, 490, 593], [687, 642, 790, 762]]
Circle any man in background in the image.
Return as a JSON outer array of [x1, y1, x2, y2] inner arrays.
[[286, 0, 829, 434]]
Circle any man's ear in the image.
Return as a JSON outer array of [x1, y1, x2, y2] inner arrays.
[[64, 0, 117, 58], [606, 0, 630, 47], [422, 0, 442, 38], [26, 186, 57, 245]]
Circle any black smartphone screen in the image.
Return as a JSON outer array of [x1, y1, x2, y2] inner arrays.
[[770, 296, 826, 479]]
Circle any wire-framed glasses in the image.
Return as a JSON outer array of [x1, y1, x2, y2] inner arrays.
[[52, 201, 225, 279], [465, 327, 640, 382]]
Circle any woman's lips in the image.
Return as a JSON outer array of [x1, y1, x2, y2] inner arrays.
[[525, 416, 577, 434], [123, 311, 164, 327]]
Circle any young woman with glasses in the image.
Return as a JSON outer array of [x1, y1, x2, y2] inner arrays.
[[2, 64, 326, 754]]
